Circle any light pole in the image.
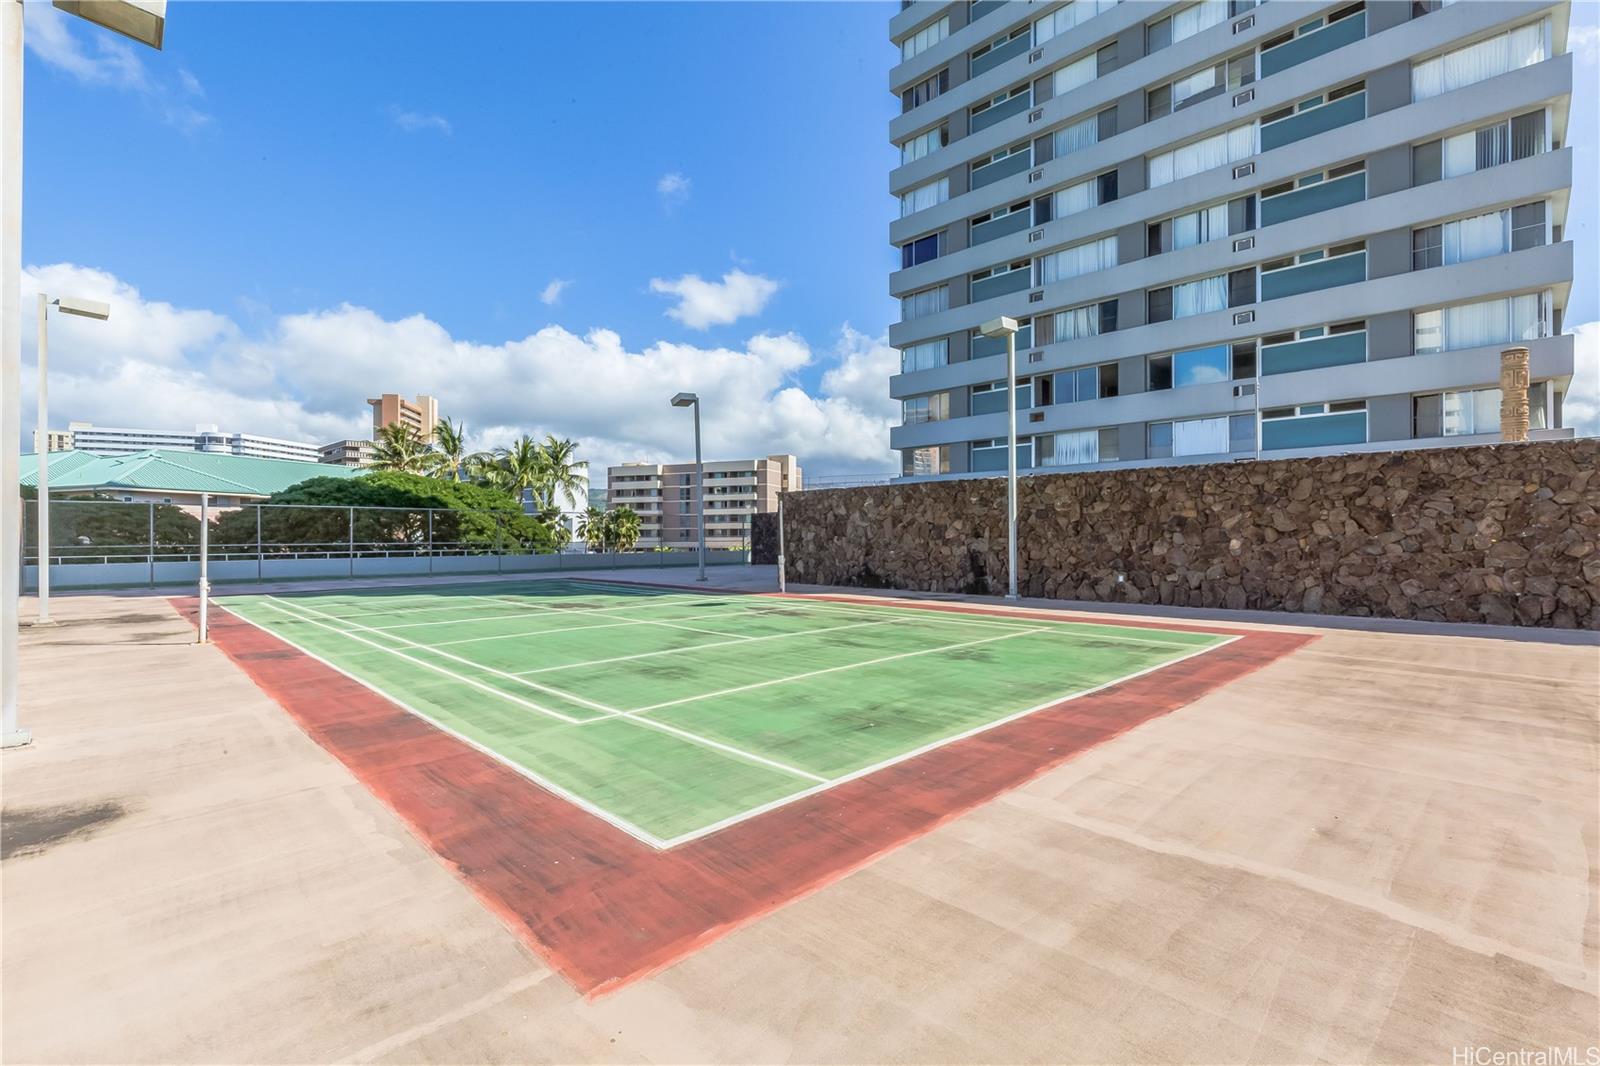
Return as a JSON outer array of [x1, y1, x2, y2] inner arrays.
[[3, 0, 165, 749], [979, 316, 1020, 601], [669, 392, 707, 582], [32, 294, 110, 626]]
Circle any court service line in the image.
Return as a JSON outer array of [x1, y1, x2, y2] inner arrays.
[[765, 596, 1217, 647], [425, 609, 755, 648], [474, 595, 753, 639], [509, 616, 914, 676], [586, 625, 1055, 720], [212, 603, 674, 850], [263, 596, 627, 719], [246, 600, 590, 725], [655, 633, 1242, 848]]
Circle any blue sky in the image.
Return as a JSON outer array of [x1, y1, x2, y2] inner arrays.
[[17, 1, 1600, 477]]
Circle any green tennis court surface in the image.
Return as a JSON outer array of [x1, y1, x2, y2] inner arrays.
[[216, 579, 1232, 847]]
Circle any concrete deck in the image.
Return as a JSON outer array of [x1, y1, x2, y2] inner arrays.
[[3, 570, 1597, 1064]]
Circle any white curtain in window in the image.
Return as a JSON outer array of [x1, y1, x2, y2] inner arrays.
[[1413, 20, 1547, 100], [901, 286, 949, 320], [1171, 65, 1218, 108], [1442, 298, 1508, 350], [900, 178, 949, 218], [1172, 0, 1226, 45], [1053, 178, 1097, 219], [900, 339, 948, 372], [1442, 130, 1476, 178], [902, 16, 949, 61], [1046, 429, 1100, 466], [1038, 237, 1116, 285], [1173, 274, 1227, 318], [1053, 115, 1099, 159], [1149, 124, 1254, 188], [1414, 309, 1443, 354], [1441, 390, 1472, 435], [1035, 0, 1117, 46], [1510, 292, 1548, 340], [1053, 54, 1096, 97], [1173, 416, 1229, 456], [901, 128, 941, 165], [1472, 388, 1502, 434], [1053, 305, 1100, 341], [1174, 203, 1228, 249], [1444, 210, 1507, 264]]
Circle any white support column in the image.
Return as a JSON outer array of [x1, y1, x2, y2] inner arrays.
[[3, 0, 30, 748], [197, 493, 210, 644], [33, 294, 51, 624]]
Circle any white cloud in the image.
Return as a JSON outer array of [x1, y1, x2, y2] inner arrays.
[[1563, 321, 1600, 437], [388, 106, 452, 135], [24, 4, 210, 131], [649, 269, 781, 331], [540, 279, 570, 306], [19, 263, 899, 480], [1569, 24, 1600, 64], [657, 172, 691, 210]]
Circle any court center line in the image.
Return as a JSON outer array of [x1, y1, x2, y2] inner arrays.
[[246, 599, 590, 725], [509, 616, 914, 675], [587, 625, 1055, 720], [262, 596, 628, 719], [424, 609, 754, 648]]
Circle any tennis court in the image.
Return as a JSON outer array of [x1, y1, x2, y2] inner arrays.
[[216, 578, 1233, 848]]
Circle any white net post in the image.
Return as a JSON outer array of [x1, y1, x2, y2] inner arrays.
[[777, 494, 787, 595], [197, 492, 210, 643]]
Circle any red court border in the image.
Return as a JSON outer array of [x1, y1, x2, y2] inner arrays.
[[175, 591, 1313, 997]]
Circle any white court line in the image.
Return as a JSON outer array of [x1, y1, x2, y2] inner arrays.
[[472, 594, 751, 640], [760, 596, 1216, 647], [586, 626, 1053, 720], [248, 599, 589, 725], [655, 633, 1242, 848], [214, 602, 675, 850], [267, 597, 825, 787], [425, 609, 749, 648], [264, 596, 626, 718], [510, 616, 912, 676]]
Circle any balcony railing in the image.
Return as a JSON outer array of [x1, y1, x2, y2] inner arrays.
[[971, 268, 1032, 302], [970, 92, 1030, 133], [1260, 11, 1366, 78], [971, 34, 1029, 78], [1261, 330, 1367, 375], [1260, 251, 1366, 301], [1260, 171, 1365, 227], [1260, 91, 1365, 152], [971, 150, 1032, 189], [971, 209, 1032, 246]]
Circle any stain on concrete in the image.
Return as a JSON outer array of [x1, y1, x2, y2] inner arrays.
[[1, 801, 128, 860]]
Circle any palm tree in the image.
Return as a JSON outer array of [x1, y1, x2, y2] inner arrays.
[[577, 507, 608, 552], [606, 507, 642, 552], [371, 422, 432, 474], [431, 417, 484, 482], [493, 435, 545, 507], [533, 435, 589, 512]]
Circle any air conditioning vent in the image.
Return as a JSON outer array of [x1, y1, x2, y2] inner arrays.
[[1029, 411, 1045, 423], [1233, 13, 1255, 32], [1027, 168, 1044, 183], [1027, 351, 1044, 364], [1028, 108, 1044, 123], [1233, 87, 1254, 107], [1233, 310, 1256, 325], [1028, 290, 1044, 303], [1232, 161, 1255, 179], [1028, 228, 1045, 242], [1028, 48, 1043, 63], [1233, 383, 1257, 397], [1233, 235, 1255, 252]]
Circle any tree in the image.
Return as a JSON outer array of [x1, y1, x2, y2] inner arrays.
[[431, 417, 486, 482], [493, 435, 544, 504], [577, 507, 607, 552], [606, 507, 642, 552], [533, 434, 588, 512], [372, 423, 433, 474]]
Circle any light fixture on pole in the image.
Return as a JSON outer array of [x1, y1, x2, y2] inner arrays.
[[32, 294, 110, 627], [669, 392, 707, 582], [979, 316, 1021, 601], [3, 1, 164, 750]]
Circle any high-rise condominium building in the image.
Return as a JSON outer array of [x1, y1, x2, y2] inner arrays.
[[607, 455, 802, 549], [318, 439, 378, 468], [368, 393, 438, 441], [887, 0, 1574, 478], [60, 422, 323, 463]]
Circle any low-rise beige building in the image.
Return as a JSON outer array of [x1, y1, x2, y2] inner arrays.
[[607, 455, 800, 549], [318, 439, 376, 468]]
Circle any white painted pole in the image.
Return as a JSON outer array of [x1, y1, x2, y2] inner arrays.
[[34, 294, 51, 624], [2, 0, 30, 748], [1005, 329, 1019, 601], [197, 493, 210, 643], [776, 493, 787, 594], [693, 401, 706, 582]]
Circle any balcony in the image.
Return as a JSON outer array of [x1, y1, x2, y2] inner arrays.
[[971, 150, 1031, 190], [1260, 171, 1365, 227], [968, 0, 1004, 23], [970, 268, 1032, 303], [971, 34, 1028, 78], [1259, 11, 1366, 79], [1260, 91, 1365, 153], [970, 92, 1030, 134], [1262, 410, 1367, 450], [1261, 330, 1366, 375], [1260, 251, 1366, 301], [970, 209, 1032, 246]]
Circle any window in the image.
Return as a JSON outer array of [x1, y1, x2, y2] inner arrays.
[[971, 201, 1030, 235], [1261, 3, 1364, 50], [1228, 267, 1256, 308], [902, 392, 950, 425], [1262, 161, 1364, 203], [1261, 401, 1368, 449], [900, 125, 949, 165], [1050, 176, 1100, 220], [1147, 415, 1245, 458], [1148, 200, 1229, 254], [1148, 52, 1255, 121], [1148, 343, 1246, 390], [1054, 362, 1119, 403], [971, 438, 1034, 472], [1511, 202, 1547, 251], [1414, 110, 1548, 185], [1052, 113, 1100, 159], [1147, 0, 1225, 53], [1411, 202, 1547, 271], [1052, 52, 1097, 98], [1037, 428, 1120, 466], [971, 84, 1030, 124], [972, 142, 1030, 177], [1412, 19, 1549, 100], [899, 338, 948, 372], [1149, 272, 1231, 323], [901, 232, 942, 269], [1148, 286, 1173, 324], [1412, 291, 1553, 355], [902, 69, 950, 112], [971, 380, 1034, 416], [901, 177, 949, 218], [1412, 224, 1443, 271], [902, 445, 950, 476], [972, 318, 1034, 357], [1147, 123, 1255, 187], [1051, 300, 1117, 342], [1033, 0, 1118, 46], [901, 286, 949, 320], [901, 15, 949, 61], [1036, 236, 1117, 285]]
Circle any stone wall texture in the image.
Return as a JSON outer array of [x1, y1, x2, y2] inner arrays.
[[782, 439, 1600, 629], [751, 512, 779, 565]]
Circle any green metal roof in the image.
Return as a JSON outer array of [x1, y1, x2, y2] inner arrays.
[[20, 449, 361, 499]]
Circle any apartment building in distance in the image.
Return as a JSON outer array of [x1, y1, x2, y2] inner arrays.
[[32, 428, 75, 453], [59, 422, 324, 463], [607, 455, 802, 549], [887, 0, 1575, 478], [318, 438, 378, 467], [368, 393, 438, 441]]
